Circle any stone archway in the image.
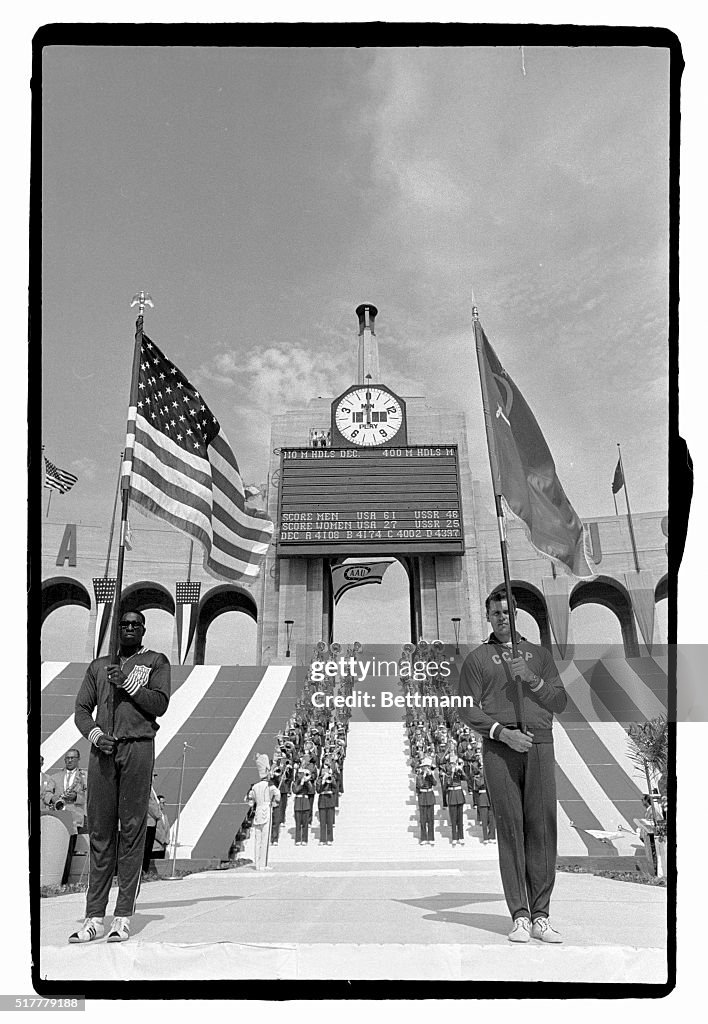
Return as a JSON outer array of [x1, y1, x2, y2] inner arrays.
[[41, 576, 91, 626], [570, 575, 640, 656], [120, 581, 176, 618], [193, 584, 258, 665], [508, 580, 552, 649]]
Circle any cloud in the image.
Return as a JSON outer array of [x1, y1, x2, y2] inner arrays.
[[70, 457, 98, 480], [198, 344, 351, 412]]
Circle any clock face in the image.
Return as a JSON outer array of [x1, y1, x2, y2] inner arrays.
[[334, 387, 404, 446]]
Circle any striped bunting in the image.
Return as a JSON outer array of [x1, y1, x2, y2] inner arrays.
[[126, 334, 273, 582], [168, 666, 291, 857]]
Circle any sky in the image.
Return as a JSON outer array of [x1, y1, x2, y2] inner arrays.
[[11, 3, 707, 1014], [41, 41, 670, 531], [38, 37, 673, 657]]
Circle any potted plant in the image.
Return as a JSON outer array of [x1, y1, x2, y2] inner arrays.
[[627, 715, 668, 876]]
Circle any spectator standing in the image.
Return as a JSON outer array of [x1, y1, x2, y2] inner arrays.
[[246, 754, 280, 871], [142, 774, 161, 878], [152, 796, 171, 862]]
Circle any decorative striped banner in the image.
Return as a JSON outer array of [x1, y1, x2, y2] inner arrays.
[[175, 581, 201, 665], [92, 577, 116, 658]]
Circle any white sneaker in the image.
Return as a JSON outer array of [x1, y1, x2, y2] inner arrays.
[[107, 916, 131, 942], [531, 918, 563, 943], [68, 917, 104, 944], [508, 917, 531, 943]]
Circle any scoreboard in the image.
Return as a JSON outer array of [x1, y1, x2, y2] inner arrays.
[[276, 445, 464, 555]]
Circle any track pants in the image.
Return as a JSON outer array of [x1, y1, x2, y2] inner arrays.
[[295, 809, 309, 843], [319, 806, 334, 843], [448, 802, 464, 841], [85, 739, 154, 918], [482, 739, 558, 921], [419, 803, 434, 842]]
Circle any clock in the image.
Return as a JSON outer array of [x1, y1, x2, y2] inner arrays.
[[331, 384, 407, 447]]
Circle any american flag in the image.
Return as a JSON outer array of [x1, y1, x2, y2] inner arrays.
[[126, 335, 273, 582], [44, 456, 78, 494]]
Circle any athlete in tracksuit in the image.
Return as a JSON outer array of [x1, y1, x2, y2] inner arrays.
[[70, 611, 170, 944], [458, 590, 567, 944]]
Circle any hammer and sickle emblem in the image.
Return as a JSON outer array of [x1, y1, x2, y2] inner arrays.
[[492, 371, 513, 426]]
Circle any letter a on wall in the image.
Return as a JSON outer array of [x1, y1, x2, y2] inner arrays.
[[56, 524, 78, 567]]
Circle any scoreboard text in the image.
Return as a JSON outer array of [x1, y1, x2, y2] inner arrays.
[[277, 446, 464, 555]]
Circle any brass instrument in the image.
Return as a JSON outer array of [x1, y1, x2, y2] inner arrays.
[[54, 773, 82, 812]]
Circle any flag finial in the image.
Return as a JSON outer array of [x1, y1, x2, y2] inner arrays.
[[130, 291, 154, 317]]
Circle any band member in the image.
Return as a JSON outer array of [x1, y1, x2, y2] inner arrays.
[[292, 769, 314, 845], [446, 758, 466, 846], [70, 611, 170, 944], [49, 748, 88, 885], [316, 770, 337, 845], [459, 588, 567, 944], [473, 770, 496, 844], [415, 757, 437, 845]]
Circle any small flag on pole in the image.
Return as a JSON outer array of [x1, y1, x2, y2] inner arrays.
[[612, 458, 624, 494], [126, 335, 273, 582], [476, 324, 593, 578], [43, 456, 78, 494]]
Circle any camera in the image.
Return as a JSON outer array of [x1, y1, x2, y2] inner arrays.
[[55, 798, 65, 811]]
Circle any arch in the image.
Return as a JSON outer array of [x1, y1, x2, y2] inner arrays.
[[655, 574, 668, 603], [570, 575, 640, 656], [330, 555, 414, 645], [41, 576, 91, 626], [193, 584, 258, 665], [509, 580, 552, 650], [120, 581, 175, 618]]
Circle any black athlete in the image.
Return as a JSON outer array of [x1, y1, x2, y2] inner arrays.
[[69, 611, 171, 944]]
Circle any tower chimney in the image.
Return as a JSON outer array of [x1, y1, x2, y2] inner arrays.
[[356, 303, 380, 384]]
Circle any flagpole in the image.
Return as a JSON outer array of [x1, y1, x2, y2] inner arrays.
[[103, 451, 124, 578], [612, 491, 619, 517], [617, 442, 640, 572], [472, 305, 526, 732], [107, 293, 152, 686], [45, 488, 53, 519]]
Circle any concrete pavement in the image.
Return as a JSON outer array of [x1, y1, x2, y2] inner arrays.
[[38, 859, 667, 983]]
